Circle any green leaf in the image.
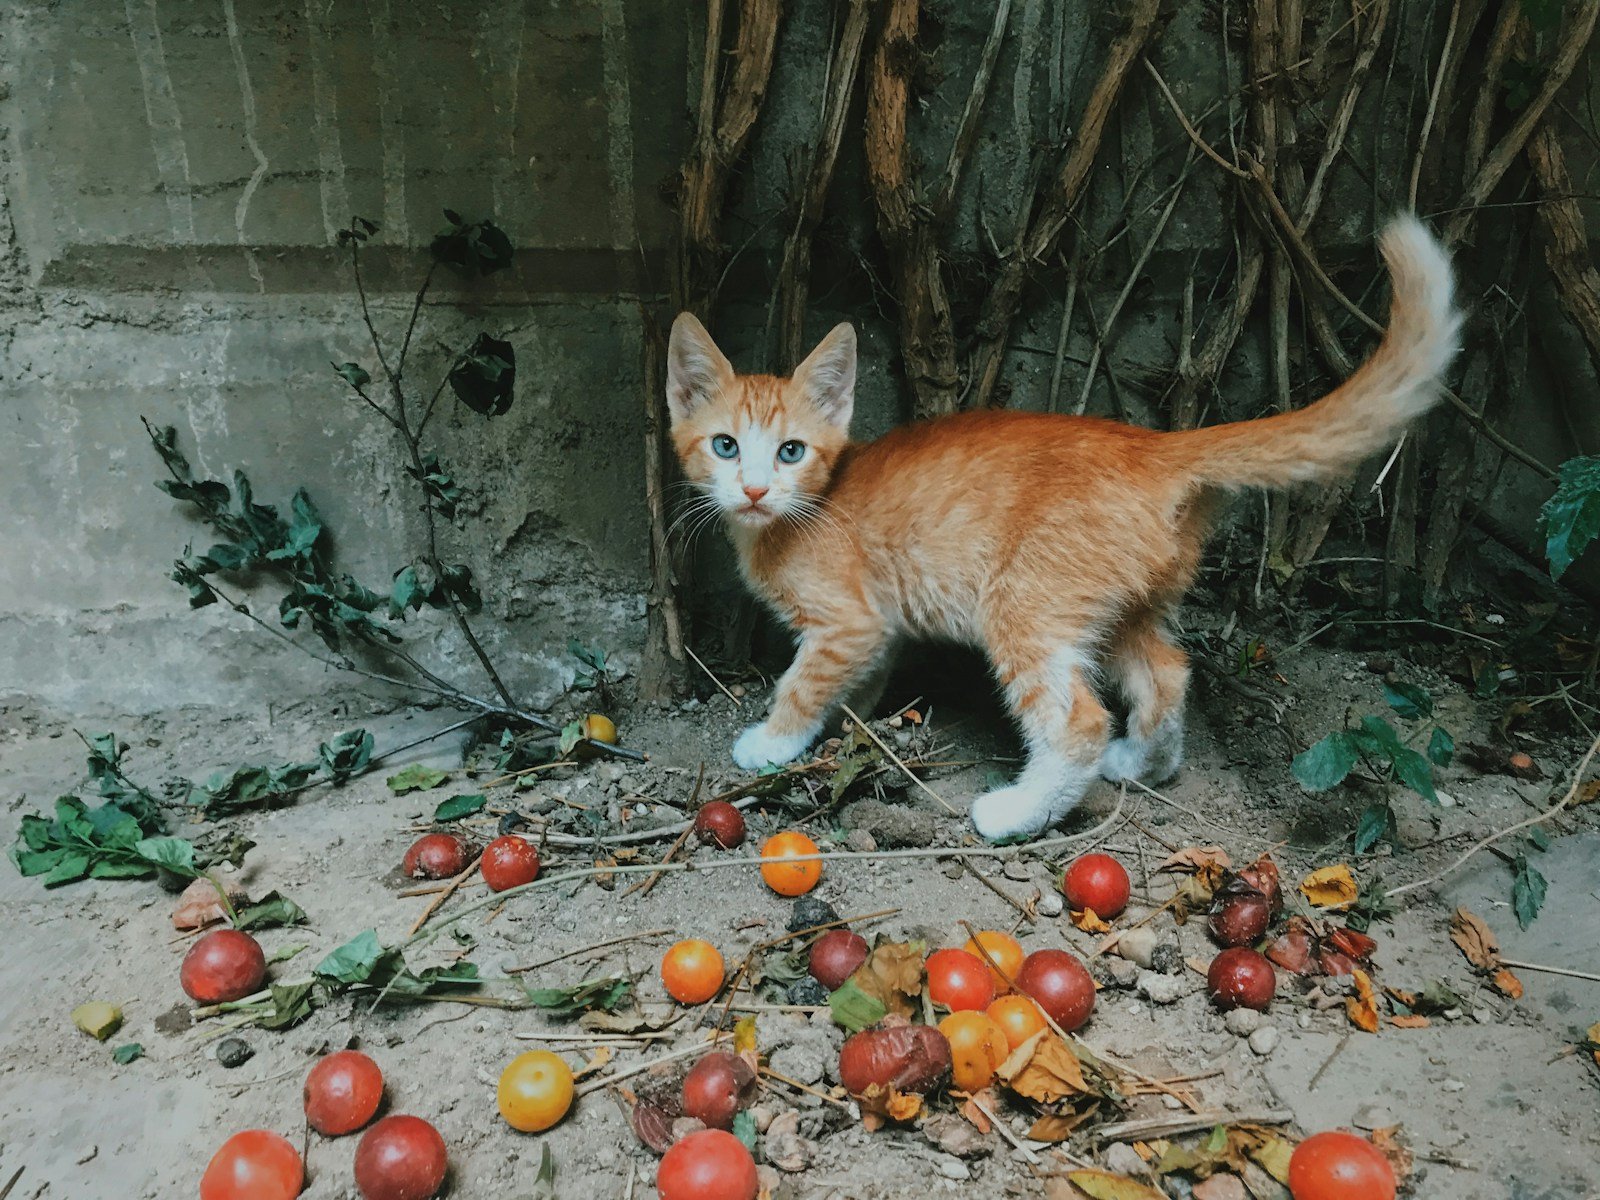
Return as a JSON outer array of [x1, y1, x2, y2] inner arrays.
[[827, 977, 888, 1033], [404, 454, 463, 519], [389, 565, 426, 618], [430, 215, 515, 276], [1540, 455, 1600, 580], [42, 853, 93, 887], [732, 1109, 758, 1152], [523, 975, 632, 1018], [530, 1144, 557, 1199], [558, 721, 583, 756], [447, 333, 517, 416], [1383, 680, 1433, 720], [433, 793, 489, 822], [1353, 715, 1405, 758], [112, 1043, 144, 1065], [1428, 726, 1455, 768], [192, 761, 318, 814], [265, 488, 322, 562], [1512, 855, 1548, 929], [1353, 803, 1397, 855], [267, 943, 308, 966], [333, 361, 373, 389], [315, 930, 387, 985], [386, 764, 451, 794], [1389, 746, 1438, 804], [1528, 826, 1551, 852], [232, 890, 309, 931], [1414, 979, 1468, 1014], [1292, 732, 1359, 791], [134, 837, 198, 875], [259, 981, 318, 1030], [384, 960, 482, 998], [320, 729, 374, 785]]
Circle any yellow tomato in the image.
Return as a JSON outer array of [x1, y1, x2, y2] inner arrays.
[[581, 713, 618, 744], [938, 1011, 1010, 1093], [497, 1050, 574, 1132]]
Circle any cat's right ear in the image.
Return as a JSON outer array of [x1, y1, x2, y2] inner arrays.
[[666, 313, 734, 424]]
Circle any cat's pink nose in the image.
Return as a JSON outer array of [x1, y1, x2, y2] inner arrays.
[[743, 484, 769, 504]]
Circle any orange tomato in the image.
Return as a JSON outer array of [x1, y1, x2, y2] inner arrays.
[[986, 994, 1048, 1052], [938, 1011, 1010, 1093], [662, 939, 726, 1004], [963, 930, 1024, 992], [497, 1050, 574, 1132], [759, 832, 822, 896]]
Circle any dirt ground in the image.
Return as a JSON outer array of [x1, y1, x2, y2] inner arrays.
[[2, 632, 1597, 1199]]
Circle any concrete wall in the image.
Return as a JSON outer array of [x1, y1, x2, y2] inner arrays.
[[3, 1, 1594, 713]]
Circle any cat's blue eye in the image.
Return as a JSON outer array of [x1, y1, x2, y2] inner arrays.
[[777, 440, 806, 464], [711, 434, 739, 459]]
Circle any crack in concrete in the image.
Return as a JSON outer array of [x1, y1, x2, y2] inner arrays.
[[222, 0, 269, 293]]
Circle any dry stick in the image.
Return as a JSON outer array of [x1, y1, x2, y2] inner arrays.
[[407, 854, 482, 936], [624, 765, 706, 900], [575, 1035, 729, 1098], [968, 0, 1162, 410], [840, 703, 959, 816], [507, 929, 674, 976], [932, 0, 1014, 222], [0, 1167, 23, 1200], [684, 646, 742, 706], [1443, 0, 1600, 248], [967, 1094, 1042, 1165], [1407, 0, 1461, 209], [1095, 1110, 1292, 1143], [759, 1065, 852, 1110], [962, 859, 1034, 920], [1528, 121, 1600, 379], [1307, 1032, 1351, 1092], [1045, 256, 1081, 414], [1387, 726, 1600, 900], [1497, 959, 1600, 984], [1463, 3, 1522, 180]]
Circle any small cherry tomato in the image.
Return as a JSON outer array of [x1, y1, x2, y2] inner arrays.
[[807, 929, 869, 990], [181, 929, 267, 1005], [963, 930, 1024, 992], [304, 1049, 384, 1136], [581, 713, 618, 744], [680, 1051, 757, 1129], [694, 801, 747, 849], [1209, 894, 1272, 947], [656, 1129, 759, 1200], [353, 1115, 448, 1200], [497, 1050, 574, 1132], [985, 994, 1048, 1052], [661, 938, 725, 1004], [759, 831, 822, 896], [926, 948, 996, 1012], [480, 835, 540, 892], [1061, 853, 1131, 918], [938, 1010, 1010, 1092], [199, 1129, 303, 1200], [401, 834, 469, 880], [1288, 1130, 1397, 1200], [1207, 947, 1277, 1012], [1015, 949, 1095, 1032]]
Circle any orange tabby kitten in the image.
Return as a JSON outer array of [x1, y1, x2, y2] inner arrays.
[[666, 217, 1459, 841]]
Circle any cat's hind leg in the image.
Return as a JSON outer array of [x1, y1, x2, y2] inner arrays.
[[969, 640, 1109, 843], [1099, 613, 1189, 785]]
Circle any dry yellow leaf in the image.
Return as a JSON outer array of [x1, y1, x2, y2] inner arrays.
[[1369, 1125, 1414, 1181], [1346, 968, 1380, 1033], [1027, 1106, 1098, 1143], [1390, 1014, 1430, 1029], [1065, 1171, 1166, 1200], [573, 1045, 613, 1079], [850, 941, 926, 1021], [996, 1028, 1089, 1103], [1159, 846, 1232, 872], [1492, 967, 1524, 999], [1299, 864, 1358, 909], [734, 1014, 758, 1055], [1449, 907, 1501, 970], [1072, 906, 1112, 934]]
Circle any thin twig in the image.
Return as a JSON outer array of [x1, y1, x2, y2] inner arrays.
[[759, 1065, 852, 1110], [1094, 1110, 1292, 1143], [1498, 959, 1600, 984], [1387, 727, 1600, 899], [967, 1094, 1042, 1164], [576, 1035, 728, 1097], [685, 647, 742, 706], [962, 859, 1033, 919], [507, 929, 674, 975], [934, 0, 1014, 222], [840, 704, 959, 816], [407, 854, 482, 936], [1308, 1032, 1352, 1092]]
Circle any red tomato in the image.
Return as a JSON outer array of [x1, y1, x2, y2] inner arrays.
[[480, 835, 540, 892], [1207, 947, 1276, 1012], [1015, 949, 1095, 1032], [304, 1049, 384, 1136], [1061, 853, 1130, 918], [401, 834, 468, 880], [807, 929, 869, 990], [1288, 1131, 1397, 1200], [693, 801, 747, 849], [656, 1129, 759, 1200], [199, 1129, 303, 1200], [181, 929, 267, 1004], [354, 1115, 448, 1200], [925, 948, 996, 1012]]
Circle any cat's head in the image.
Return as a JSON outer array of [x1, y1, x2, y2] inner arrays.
[[666, 313, 856, 529]]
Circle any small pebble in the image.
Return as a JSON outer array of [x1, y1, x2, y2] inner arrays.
[[1225, 1008, 1263, 1036], [1001, 860, 1032, 882], [845, 829, 877, 853], [1137, 971, 1187, 1005], [216, 1038, 254, 1069], [1441, 1078, 1466, 1092], [1104, 1144, 1146, 1176], [934, 1157, 971, 1181], [1247, 1026, 1280, 1056], [942, 861, 966, 881], [1036, 892, 1064, 918], [788, 896, 841, 933]]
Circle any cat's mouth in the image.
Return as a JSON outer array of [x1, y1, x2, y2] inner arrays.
[[733, 502, 775, 524]]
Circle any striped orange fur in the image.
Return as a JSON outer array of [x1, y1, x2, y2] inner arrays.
[[666, 217, 1460, 841]]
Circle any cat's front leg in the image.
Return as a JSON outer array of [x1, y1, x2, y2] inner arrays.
[[732, 625, 885, 770]]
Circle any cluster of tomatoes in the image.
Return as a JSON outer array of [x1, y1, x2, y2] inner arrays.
[[200, 1051, 448, 1200]]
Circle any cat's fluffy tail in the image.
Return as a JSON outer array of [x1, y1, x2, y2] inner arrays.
[[1170, 215, 1460, 490]]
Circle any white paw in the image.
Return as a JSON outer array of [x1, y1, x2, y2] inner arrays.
[[969, 783, 1055, 844], [732, 723, 812, 771], [1099, 737, 1145, 783]]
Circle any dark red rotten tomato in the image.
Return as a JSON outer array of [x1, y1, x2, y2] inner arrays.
[[480, 835, 540, 892], [181, 929, 267, 1005], [808, 929, 869, 990], [1015, 949, 1095, 1032], [693, 801, 746, 849], [401, 834, 469, 880], [836, 1022, 952, 1095], [1207, 947, 1276, 1011], [680, 1051, 757, 1129], [353, 1114, 448, 1200]]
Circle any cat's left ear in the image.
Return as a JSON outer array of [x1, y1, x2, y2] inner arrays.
[[791, 323, 856, 431]]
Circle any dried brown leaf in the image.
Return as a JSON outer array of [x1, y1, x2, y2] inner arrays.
[[1389, 1014, 1430, 1029], [1346, 968, 1380, 1033], [849, 941, 925, 1021], [1492, 967, 1524, 999], [1369, 1125, 1414, 1181], [1071, 907, 1113, 934], [1160, 846, 1232, 872], [996, 1029, 1088, 1103], [1449, 907, 1501, 970]]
